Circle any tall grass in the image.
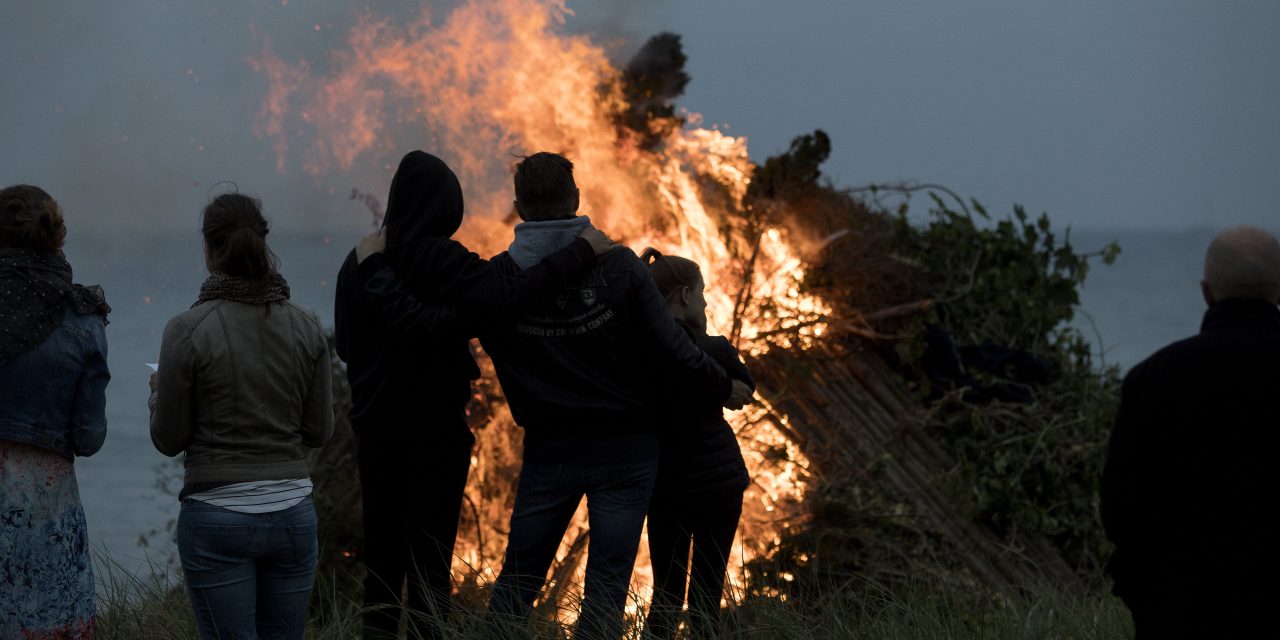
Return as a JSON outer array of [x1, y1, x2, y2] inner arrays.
[[94, 564, 1132, 640]]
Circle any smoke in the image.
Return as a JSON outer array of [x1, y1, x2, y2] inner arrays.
[[0, 0, 692, 238], [617, 32, 691, 150], [563, 0, 673, 61], [0, 2, 409, 236]]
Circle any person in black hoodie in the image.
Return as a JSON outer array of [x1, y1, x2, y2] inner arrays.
[[334, 151, 611, 640], [638, 249, 752, 640], [1101, 225, 1280, 638]]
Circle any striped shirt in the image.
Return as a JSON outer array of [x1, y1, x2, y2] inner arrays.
[[187, 478, 313, 514]]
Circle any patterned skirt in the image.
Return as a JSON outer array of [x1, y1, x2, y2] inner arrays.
[[0, 440, 96, 639]]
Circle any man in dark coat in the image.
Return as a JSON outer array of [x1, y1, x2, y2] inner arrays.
[[334, 151, 611, 640], [1101, 225, 1280, 638], [476, 153, 752, 640]]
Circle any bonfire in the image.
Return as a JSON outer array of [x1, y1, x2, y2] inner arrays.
[[254, 0, 1104, 626]]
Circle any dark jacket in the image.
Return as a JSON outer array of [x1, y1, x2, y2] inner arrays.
[[653, 326, 753, 499], [1101, 298, 1280, 604], [477, 218, 731, 464], [335, 151, 597, 440]]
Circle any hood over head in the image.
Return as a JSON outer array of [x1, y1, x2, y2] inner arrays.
[[383, 151, 464, 262]]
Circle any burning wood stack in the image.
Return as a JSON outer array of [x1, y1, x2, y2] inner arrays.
[[274, 0, 1086, 616], [749, 342, 1080, 593]]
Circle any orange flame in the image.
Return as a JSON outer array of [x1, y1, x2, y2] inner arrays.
[[253, 0, 827, 618]]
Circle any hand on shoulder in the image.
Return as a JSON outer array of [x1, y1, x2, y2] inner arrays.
[[724, 379, 754, 410], [578, 227, 617, 257], [356, 228, 387, 263]]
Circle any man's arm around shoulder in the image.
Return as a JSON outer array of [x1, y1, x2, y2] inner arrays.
[[620, 249, 734, 405]]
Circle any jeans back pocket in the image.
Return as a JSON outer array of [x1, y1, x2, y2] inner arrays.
[[181, 522, 258, 574]]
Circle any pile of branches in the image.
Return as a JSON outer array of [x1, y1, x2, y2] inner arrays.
[[303, 32, 1125, 620], [734, 126, 1123, 607]]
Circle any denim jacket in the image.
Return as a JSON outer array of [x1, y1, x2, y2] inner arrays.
[[0, 305, 110, 459]]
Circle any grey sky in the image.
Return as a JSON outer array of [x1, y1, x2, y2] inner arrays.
[[2, 1, 1277, 235]]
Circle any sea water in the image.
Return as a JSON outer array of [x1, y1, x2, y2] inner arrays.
[[1070, 228, 1218, 370]]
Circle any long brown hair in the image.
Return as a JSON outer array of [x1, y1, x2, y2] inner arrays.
[[201, 193, 278, 282]]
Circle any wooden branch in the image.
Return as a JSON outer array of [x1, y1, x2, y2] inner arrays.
[[840, 181, 972, 217], [750, 317, 827, 339], [463, 493, 487, 571], [540, 531, 590, 614], [730, 229, 765, 346], [866, 299, 935, 323]]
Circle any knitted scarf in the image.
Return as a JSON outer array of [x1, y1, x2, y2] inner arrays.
[[193, 272, 291, 308], [0, 248, 111, 368]]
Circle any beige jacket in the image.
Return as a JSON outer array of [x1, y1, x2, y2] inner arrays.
[[150, 299, 333, 486]]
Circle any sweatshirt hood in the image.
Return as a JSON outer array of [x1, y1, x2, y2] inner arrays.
[[384, 151, 464, 261], [507, 215, 592, 269]]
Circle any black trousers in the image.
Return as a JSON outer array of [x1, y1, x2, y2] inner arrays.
[[357, 432, 473, 640], [644, 488, 743, 640]]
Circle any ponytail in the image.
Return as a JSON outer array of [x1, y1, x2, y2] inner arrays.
[[639, 247, 662, 266], [201, 192, 278, 283], [641, 247, 702, 300]]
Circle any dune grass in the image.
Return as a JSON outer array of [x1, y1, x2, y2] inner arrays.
[[93, 561, 1132, 640]]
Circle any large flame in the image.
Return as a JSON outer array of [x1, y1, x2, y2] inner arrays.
[[254, 0, 828, 620]]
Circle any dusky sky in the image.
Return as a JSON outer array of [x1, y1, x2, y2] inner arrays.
[[2, 1, 1277, 234]]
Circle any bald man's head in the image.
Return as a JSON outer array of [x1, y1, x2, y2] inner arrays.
[[1202, 226, 1280, 305]]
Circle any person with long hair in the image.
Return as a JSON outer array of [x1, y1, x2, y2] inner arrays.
[[0, 184, 110, 640], [150, 191, 334, 639], [640, 248, 753, 640]]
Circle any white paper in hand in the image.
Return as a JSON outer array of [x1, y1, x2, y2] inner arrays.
[[146, 363, 159, 372]]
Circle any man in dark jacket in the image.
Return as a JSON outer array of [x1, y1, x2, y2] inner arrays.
[[334, 151, 610, 640], [476, 153, 752, 640], [1101, 225, 1280, 638]]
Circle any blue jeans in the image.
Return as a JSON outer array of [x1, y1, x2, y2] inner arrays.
[[487, 459, 658, 640], [177, 497, 318, 640]]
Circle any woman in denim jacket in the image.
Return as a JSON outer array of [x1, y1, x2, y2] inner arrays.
[[0, 185, 111, 639], [149, 192, 333, 640]]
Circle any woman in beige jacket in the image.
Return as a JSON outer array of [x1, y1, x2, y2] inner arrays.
[[149, 192, 333, 640]]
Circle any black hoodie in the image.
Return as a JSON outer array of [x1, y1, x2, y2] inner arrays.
[[651, 324, 753, 500], [334, 151, 595, 440]]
